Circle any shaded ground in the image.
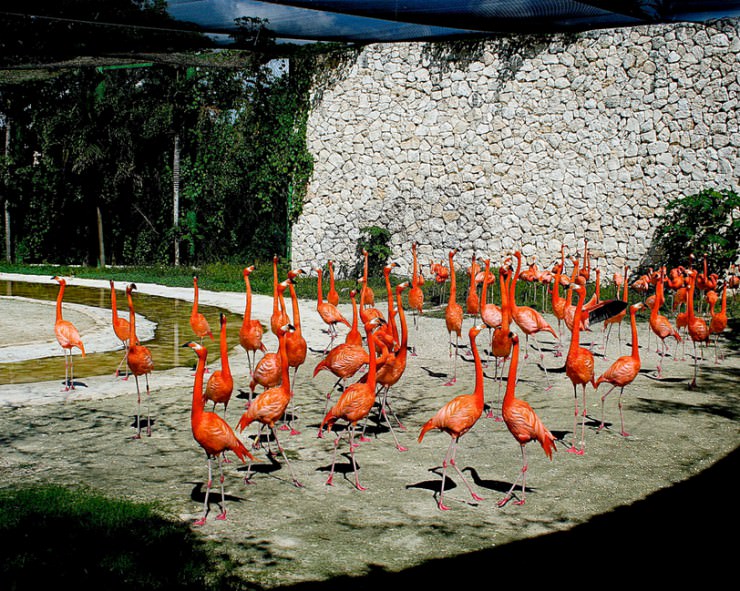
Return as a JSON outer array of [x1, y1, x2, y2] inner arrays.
[[0, 274, 738, 587]]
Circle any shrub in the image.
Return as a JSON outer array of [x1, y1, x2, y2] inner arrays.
[[355, 225, 392, 279]]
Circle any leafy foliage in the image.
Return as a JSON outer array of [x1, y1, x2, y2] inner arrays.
[[652, 188, 740, 273], [355, 225, 392, 279]]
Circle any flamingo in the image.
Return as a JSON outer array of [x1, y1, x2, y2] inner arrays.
[[565, 278, 595, 455], [408, 242, 425, 353], [239, 266, 266, 378], [282, 271, 307, 434], [465, 253, 481, 321], [595, 303, 645, 436], [359, 249, 376, 310], [418, 323, 488, 510], [327, 260, 340, 308], [320, 317, 385, 491], [479, 258, 503, 344], [190, 276, 213, 345], [602, 266, 629, 354], [236, 323, 303, 488], [248, 281, 288, 402], [314, 265, 351, 352], [498, 332, 557, 507], [126, 283, 154, 439], [204, 313, 234, 419], [52, 276, 86, 391], [444, 248, 463, 386], [709, 282, 728, 363], [550, 245, 568, 355], [109, 279, 130, 379], [649, 267, 681, 378], [509, 251, 558, 389], [489, 263, 514, 420], [270, 254, 289, 336], [344, 289, 363, 347], [687, 269, 710, 389], [184, 341, 256, 526]]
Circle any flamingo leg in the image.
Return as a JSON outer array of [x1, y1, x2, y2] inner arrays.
[[348, 424, 366, 491], [598, 384, 618, 431], [145, 373, 152, 437], [270, 427, 303, 488], [378, 388, 408, 452], [326, 431, 341, 486], [134, 375, 142, 439], [216, 455, 227, 521], [437, 438, 456, 511], [449, 445, 483, 503], [617, 387, 630, 437], [194, 456, 213, 526], [499, 444, 529, 506]]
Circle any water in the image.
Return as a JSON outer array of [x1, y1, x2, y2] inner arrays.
[[0, 280, 244, 385]]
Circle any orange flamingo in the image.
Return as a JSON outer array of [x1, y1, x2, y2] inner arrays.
[[270, 254, 290, 336], [649, 267, 681, 378], [184, 341, 255, 526], [687, 269, 710, 389], [282, 271, 308, 435], [190, 276, 213, 345], [126, 283, 154, 439], [418, 323, 487, 510], [236, 323, 303, 488], [319, 317, 385, 491], [204, 313, 234, 419], [550, 245, 568, 355], [444, 248, 463, 386], [327, 260, 340, 308], [315, 265, 351, 352], [239, 266, 266, 378], [498, 332, 557, 507], [465, 253, 481, 319], [509, 251, 558, 389], [359, 248, 376, 310], [344, 289, 363, 347], [248, 281, 288, 401], [595, 302, 645, 436], [109, 279, 130, 379], [565, 278, 595, 455], [709, 281, 728, 363], [408, 242, 425, 353], [489, 263, 514, 420], [52, 276, 86, 391], [479, 258, 503, 340]]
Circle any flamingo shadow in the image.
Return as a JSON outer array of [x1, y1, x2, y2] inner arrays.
[[462, 466, 526, 495], [187, 482, 244, 505]]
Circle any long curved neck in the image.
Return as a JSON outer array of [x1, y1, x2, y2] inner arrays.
[[412, 246, 419, 285], [629, 308, 640, 359], [449, 252, 457, 301], [622, 267, 629, 301], [350, 294, 359, 332], [721, 283, 728, 314], [471, 331, 484, 408], [500, 270, 510, 328], [365, 327, 378, 387], [552, 269, 563, 306], [329, 263, 336, 291], [219, 321, 231, 377], [55, 281, 64, 322], [687, 273, 697, 322], [509, 255, 522, 312], [385, 271, 397, 342], [481, 261, 491, 305], [278, 332, 290, 387], [127, 292, 137, 344], [502, 337, 520, 409], [396, 287, 408, 355], [289, 283, 301, 331], [110, 284, 119, 322], [191, 350, 206, 423], [569, 287, 586, 354], [192, 280, 199, 315], [316, 269, 324, 304], [244, 274, 252, 319]]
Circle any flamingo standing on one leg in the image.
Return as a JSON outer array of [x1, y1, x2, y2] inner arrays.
[[319, 317, 385, 491], [565, 278, 595, 455], [239, 266, 266, 378], [109, 279, 130, 379], [184, 341, 256, 526], [595, 303, 645, 436], [444, 248, 463, 386], [126, 283, 154, 438], [418, 323, 488, 510], [190, 276, 213, 345], [52, 276, 86, 391], [498, 332, 557, 507], [649, 267, 681, 378], [204, 313, 234, 420]]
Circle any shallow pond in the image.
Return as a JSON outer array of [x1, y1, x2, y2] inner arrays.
[[0, 280, 244, 386]]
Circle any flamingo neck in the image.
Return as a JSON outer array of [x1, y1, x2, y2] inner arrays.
[[449, 252, 457, 300], [110, 285, 119, 322], [471, 331, 484, 409], [191, 351, 206, 424], [629, 308, 640, 359], [396, 288, 408, 357], [219, 322, 231, 378], [244, 275, 252, 320], [509, 255, 522, 312], [502, 338, 520, 409], [316, 269, 325, 304], [55, 282, 64, 321], [569, 287, 586, 354], [127, 293, 138, 344], [289, 283, 302, 333], [192, 281, 199, 315], [365, 327, 378, 387], [278, 332, 290, 387]]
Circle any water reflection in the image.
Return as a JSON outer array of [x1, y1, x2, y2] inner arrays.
[[0, 280, 242, 385]]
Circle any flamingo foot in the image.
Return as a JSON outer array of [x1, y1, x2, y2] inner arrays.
[[438, 501, 451, 511], [132, 434, 142, 440], [553, 351, 563, 358], [355, 483, 367, 492], [359, 436, 371, 443], [514, 499, 526, 506], [216, 511, 227, 521], [497, 496, 511, 508], [279, 424, 290, 431], [193, 516, 207, 526], [326, 475, 334, 486], [396, 445, 409, 452], [443, 378, 457, 386], [544, 384, 553, 392], [485, 410, 494, 418], [597, 423, 606, 432], [293, 479, 304, 488], [567, 446, 584, 455], [494, 416, 503, 423], [316, 430, 324, 439], [620, 431, 631, 437], [290, 428, 301, 436], [471, 493, 484, 502]]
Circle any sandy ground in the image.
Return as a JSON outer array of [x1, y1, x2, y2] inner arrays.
[[0, 272, 738, 587]]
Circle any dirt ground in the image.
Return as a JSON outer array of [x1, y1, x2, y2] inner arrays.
[[0, 273, 738, 587]]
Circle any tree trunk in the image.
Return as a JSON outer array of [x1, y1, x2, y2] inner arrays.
[[3, 119, 10, 263], [173, 133, 180, 266], [97, 205, 106, 268]]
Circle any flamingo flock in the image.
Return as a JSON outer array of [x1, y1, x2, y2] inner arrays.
[[47, 242, 734, 522]]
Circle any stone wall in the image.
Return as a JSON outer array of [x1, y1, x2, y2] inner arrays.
[[291, 20, 739, 280]]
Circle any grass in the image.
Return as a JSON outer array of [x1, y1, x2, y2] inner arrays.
[[0, 484, 248, 590]]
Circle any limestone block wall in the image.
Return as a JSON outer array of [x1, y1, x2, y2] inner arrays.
[[291, 20, 739, 280]]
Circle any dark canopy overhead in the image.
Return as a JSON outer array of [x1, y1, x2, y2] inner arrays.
[[167, 0, 740, 42]]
